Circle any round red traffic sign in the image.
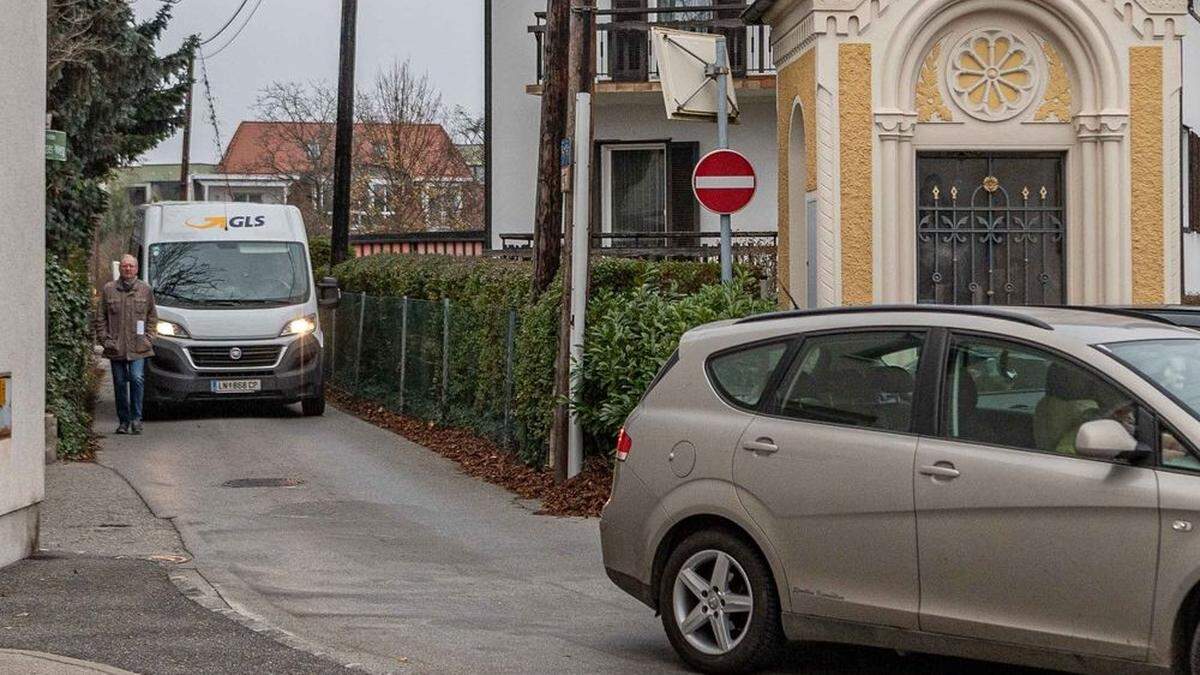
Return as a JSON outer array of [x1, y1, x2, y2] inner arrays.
[[692, 149, 757, 215]]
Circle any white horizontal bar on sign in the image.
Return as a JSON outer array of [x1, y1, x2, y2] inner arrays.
[[695, 176, 756, 189]]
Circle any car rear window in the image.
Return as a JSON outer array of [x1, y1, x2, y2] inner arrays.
[[708, 342, 788, 409]]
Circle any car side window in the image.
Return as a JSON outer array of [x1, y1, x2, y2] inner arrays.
[[772, 331, 925, 433], [945, 336, 1137, 456], [1161, 426, 1200, 471], [708, 342, 788, 409]]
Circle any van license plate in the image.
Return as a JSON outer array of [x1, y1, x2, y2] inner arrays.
[[211, 379, 261, 394]]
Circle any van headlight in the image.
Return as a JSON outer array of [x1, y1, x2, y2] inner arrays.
[[156, 320, 190, 339], [281, 314, 317, 337]]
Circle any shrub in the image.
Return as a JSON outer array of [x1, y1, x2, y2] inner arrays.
[[46, 255, 95, 457], [330, 254, 773, 466]]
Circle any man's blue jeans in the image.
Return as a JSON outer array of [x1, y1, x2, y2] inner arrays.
[[111, 359, 145, 425]]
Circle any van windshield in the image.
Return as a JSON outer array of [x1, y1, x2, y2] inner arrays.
[[148, 241, 309, 308]]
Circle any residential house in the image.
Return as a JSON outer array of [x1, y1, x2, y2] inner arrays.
[[748, 0, 1191, 306], [486, 0, 778, 252], [111, 162, 217, 205], [210, 121, 482, 236]]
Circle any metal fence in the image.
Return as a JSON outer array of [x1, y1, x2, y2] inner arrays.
[[323, 292, 520, 447]]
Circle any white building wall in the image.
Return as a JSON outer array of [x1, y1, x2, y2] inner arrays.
[[489, 0, 546, 249], [592, 95, 778, 234], [0, 0, 46, 567]]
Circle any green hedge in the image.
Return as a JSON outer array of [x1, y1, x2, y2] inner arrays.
[[331, 254, 774, 465], [46, 254, 95, 457]]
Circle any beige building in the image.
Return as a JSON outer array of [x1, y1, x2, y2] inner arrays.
[[747, 0, 1190, 306]]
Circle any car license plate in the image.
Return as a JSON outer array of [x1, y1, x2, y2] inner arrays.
[[210, 379, 262, 394]]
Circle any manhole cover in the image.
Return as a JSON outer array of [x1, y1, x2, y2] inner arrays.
[[222, 477, 305, 488]]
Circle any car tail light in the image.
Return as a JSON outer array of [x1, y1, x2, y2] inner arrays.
[[615, 428, 632, 461]]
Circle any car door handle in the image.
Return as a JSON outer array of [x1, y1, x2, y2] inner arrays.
[[743, 438, 779, 455], [919, 463, 961, 479]]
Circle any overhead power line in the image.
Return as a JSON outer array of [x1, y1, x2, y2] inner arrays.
[[205, 0, 267, 58], [200, 0, 250, 45]]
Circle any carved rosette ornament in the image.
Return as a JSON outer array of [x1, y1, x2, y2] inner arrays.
[[946, 29, 1040, 122]]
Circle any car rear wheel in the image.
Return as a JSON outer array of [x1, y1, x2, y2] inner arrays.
[[659, 530, 783, 673]]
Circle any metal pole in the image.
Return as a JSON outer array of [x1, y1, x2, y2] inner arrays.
[[567, 92, 592, 479], [329, 307, 337, 383], [353, 293, 366, 388], [441, 297, 450, 417], [715, 36, 732, 284], [504, 308, 516, 449], [398, 296, 408, 412]]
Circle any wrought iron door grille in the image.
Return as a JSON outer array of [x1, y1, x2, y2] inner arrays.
[[917, 153, 1065, 306]]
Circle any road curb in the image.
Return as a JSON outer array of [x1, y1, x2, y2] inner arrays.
[[0, 649, 136, 674]]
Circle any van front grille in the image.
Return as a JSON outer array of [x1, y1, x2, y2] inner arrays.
[[188, 345, 283, 369]]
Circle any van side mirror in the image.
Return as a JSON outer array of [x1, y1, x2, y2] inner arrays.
[[1075, 419, 1144, 462], [317, 276, 341, 309]]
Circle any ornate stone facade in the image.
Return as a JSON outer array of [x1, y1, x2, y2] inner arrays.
[[756, 0, 1188, 305]]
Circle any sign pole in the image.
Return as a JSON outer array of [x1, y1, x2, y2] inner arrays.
[[715, 36, 732, 284]]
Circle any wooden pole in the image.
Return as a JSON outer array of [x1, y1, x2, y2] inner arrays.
[[179, 49, 195, 200], [532, 0, 571, 293], [331, 0, 359, 267], [550, 0, 594, 483]]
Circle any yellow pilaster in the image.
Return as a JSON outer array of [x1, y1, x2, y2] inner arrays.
[[775, 49, 816, 301], [839, 43, 873, 305], [1130, 45, 1164, 304]]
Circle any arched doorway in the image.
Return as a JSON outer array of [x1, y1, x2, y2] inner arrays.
[[787, 99, 815, 307]]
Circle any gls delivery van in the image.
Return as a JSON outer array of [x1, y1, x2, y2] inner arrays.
[[129, 202, 340, 417]]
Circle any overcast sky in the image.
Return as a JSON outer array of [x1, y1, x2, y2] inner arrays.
[[132, 0, 484, 164]]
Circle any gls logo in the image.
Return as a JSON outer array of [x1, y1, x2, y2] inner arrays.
[[229, 215, 266, 228], [185, 215, 267, 230]]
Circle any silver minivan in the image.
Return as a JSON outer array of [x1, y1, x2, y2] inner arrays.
[[601, 306, 1200, 674]]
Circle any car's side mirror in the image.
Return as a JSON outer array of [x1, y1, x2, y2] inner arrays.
[[317, 276, 341, 309], [1075, 419, 1143, 462]]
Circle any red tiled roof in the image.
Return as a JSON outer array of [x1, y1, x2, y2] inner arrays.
[[217, 121, 472, 180]]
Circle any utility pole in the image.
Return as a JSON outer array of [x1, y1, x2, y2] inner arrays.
[[331, 0, 359, 266], [714, 36, 732, 282], [532, 0, 571, 293], [550, 0, 594, 483], [179, 45, 196, 200]]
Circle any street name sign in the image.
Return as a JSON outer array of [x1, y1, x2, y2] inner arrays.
[[692, 149, 756, 215]]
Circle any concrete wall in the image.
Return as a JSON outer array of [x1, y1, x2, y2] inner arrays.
[[0, 0, 47, 568]]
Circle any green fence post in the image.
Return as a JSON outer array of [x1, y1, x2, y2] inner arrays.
[[399, 296, 408, 413], [504, 308, 516, 449], [441, 297, 450, 418], [329, 307, 337, 384], [353, 292, 366, 389]]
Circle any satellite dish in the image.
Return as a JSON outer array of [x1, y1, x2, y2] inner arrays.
[[651, 27, 740, 123]]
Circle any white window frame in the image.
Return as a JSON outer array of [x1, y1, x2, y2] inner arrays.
[[600, 142, 669, 234]]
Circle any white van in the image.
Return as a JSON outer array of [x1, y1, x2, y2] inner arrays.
[[129, 202, 340, 416]]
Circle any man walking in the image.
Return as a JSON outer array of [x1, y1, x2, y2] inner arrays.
[[96, 254, 157, 435]]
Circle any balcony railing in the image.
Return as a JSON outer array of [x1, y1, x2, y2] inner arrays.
[[495, 230, 777, 262], [530, 3, 773, 86]]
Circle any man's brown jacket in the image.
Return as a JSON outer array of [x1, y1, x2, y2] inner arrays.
[[96, 279, 158, 361]]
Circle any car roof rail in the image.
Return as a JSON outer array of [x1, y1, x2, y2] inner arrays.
[[1044, 305, 1183, 327], [735, 305, 1054, 330]]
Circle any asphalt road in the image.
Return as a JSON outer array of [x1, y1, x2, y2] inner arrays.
[[94, 384, 1049, 674]]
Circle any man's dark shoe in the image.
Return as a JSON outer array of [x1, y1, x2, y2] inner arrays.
[[131, 421, 143, 435], [115, 424, 130, 435]]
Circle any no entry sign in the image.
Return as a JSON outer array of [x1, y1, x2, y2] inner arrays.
[[692, 149, 756, 215]]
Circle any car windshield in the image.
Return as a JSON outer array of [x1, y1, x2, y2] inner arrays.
[[148, 241, 309, 308], [1103, 338, 1200, 420]]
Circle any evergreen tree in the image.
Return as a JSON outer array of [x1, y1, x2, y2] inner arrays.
[[45, 0, 194, 455]]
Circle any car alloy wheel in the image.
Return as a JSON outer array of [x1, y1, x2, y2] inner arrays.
[[672, 549, 755, 656]]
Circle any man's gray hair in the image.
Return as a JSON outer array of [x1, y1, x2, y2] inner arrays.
[[120, 254, 138, 265]]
